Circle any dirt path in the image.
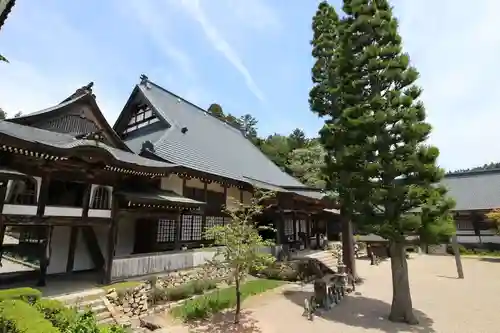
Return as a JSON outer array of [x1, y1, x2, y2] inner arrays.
[[164, 255, 500, 333]]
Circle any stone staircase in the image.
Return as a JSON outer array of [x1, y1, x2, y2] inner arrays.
[[49, 289, 116, 326]]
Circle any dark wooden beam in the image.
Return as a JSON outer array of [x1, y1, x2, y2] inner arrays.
[[82, 184, 92, 218], [37, 226, 53, 287], [202, 181, 208, 239], [239, 189, 244, 203], [36, 175, 51, 286], [0, 184, 7, 262], [174, 212, 182, 250], [104, 193, 119, 284]]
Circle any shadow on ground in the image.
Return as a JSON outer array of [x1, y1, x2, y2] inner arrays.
[[186, 310, 262, 333], [283, 290, 436, 333], [479, 257, 500, 263]]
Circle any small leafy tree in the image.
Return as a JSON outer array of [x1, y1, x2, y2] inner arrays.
[[0, 54, 7, 63], [204, 190, 276, 324]]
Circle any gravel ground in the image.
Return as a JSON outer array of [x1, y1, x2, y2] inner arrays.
[[168, 254, 500, 333]]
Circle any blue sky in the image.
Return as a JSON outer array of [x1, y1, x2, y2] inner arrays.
[[0, 0, 499, 171]]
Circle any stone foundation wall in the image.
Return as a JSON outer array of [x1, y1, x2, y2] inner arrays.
[[106, 265, 231, 320]]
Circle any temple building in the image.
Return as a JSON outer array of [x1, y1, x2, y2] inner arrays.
[[0, 76, 340, 286]]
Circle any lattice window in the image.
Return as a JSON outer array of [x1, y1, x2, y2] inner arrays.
[[181, 215, 193, 241], [299, 220, 307, 233], [91, 186, 110, 209], [157, 219, 176, 243], [456, 219, 473, 230], [284, 219, 294, 237], [224, 217, 232, 225], [123, 105, 160, 135], [181, 215, 203, 241], [8, 179, 37, 205], [192, 215, 203, 240], [204, 216, 226, 240]]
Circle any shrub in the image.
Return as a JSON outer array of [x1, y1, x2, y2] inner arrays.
[[0, 287, 41, 304], [0, 299, 59, 333], [35, 299, 77, 331], [170, 279, 284, 321]]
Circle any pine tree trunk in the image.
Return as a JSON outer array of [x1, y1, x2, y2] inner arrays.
[[388, 241, 418, 324], [340, 211, 359, 281], [234, 276, 241, 324]]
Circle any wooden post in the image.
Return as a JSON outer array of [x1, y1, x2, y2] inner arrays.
[[174, 211, 182, 250], [67, 184, 91, 273], [36, 175, 50, 287], [202, 181, 208, 240], [305, 214, 311, 249], [0, 184, 7, 266], [104, 194, 118, 284], [451, 234, 464, 279]]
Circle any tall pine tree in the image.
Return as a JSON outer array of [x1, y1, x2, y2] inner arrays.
[[310, 1, 360, 280], [311, 0, 455, 324]]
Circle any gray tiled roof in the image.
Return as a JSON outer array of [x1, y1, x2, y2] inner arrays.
[[0, 121, 176, 169], [116, 189, 205, 206], [126, 81, 309, 191], [443, 170, 500, 211]]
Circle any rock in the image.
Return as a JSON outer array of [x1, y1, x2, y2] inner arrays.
[[124, 307, 131, 313], [140, 315, 166, 331]]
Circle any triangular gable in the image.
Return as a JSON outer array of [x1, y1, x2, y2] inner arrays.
[[113, 85, 171, 141], [9, 83, 131, 151]]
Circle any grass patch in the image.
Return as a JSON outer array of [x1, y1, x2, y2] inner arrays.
[[102, 281, 142, 292], [170, 279, 285, 321]]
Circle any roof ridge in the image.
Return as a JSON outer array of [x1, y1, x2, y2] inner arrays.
[[144, 79, 306, 186], [145, 80, 247, 136], [445, 168, 500, 178]]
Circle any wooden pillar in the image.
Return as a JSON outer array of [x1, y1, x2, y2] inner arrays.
[[67, 184, 91, 273], [305, 214, 311, 249], [292, 211, 297, 241], [0, 184, 7, 266], [239, 189, 244, 203], [104, 193, 119, 284], [275, 211, 286, 245], [174, 210, 182, 250], [36, 175, 50, 287], [202, 181, 208, 240]]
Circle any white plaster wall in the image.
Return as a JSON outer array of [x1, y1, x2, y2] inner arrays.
[[457, 235, 500, 244], [242, 190, 252, 205], [47, 226, 71, 274], [161, 174, 184, 195], [73, 225, 109, 272], [226, 186, 240, 211], [115, 217, 135, 257]]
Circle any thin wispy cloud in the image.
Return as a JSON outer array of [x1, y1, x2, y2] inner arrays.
[[178, 0, 266, 103]]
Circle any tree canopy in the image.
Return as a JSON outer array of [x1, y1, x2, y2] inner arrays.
[[310, 0, 454, 324]]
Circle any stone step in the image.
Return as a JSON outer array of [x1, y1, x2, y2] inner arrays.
[[96, 310, 112, 321], [98, 317, 116, 326]]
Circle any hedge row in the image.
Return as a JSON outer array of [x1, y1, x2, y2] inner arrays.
[[0, 299, 59, 333], [0, 288, 41, 303]]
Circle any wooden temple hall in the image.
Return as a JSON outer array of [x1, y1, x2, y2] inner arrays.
[[0, 77, 340, 286]]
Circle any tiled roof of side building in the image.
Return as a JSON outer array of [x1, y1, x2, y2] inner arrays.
[[0, 121, 177, 170], [443, 169, 500, 211], [124, 80, 307, 190]]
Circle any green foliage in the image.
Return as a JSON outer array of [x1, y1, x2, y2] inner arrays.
[[0, 287, 42, 304], [286, 141, 326, 188], [34, 299, 77, 331], [204, 190, 277, 321], [207, 103, 225, 119], [0, 54, 8, 63], [310, 0, 453, 243], [170, 279, 284, 321], [0, 299, 59, 333]]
